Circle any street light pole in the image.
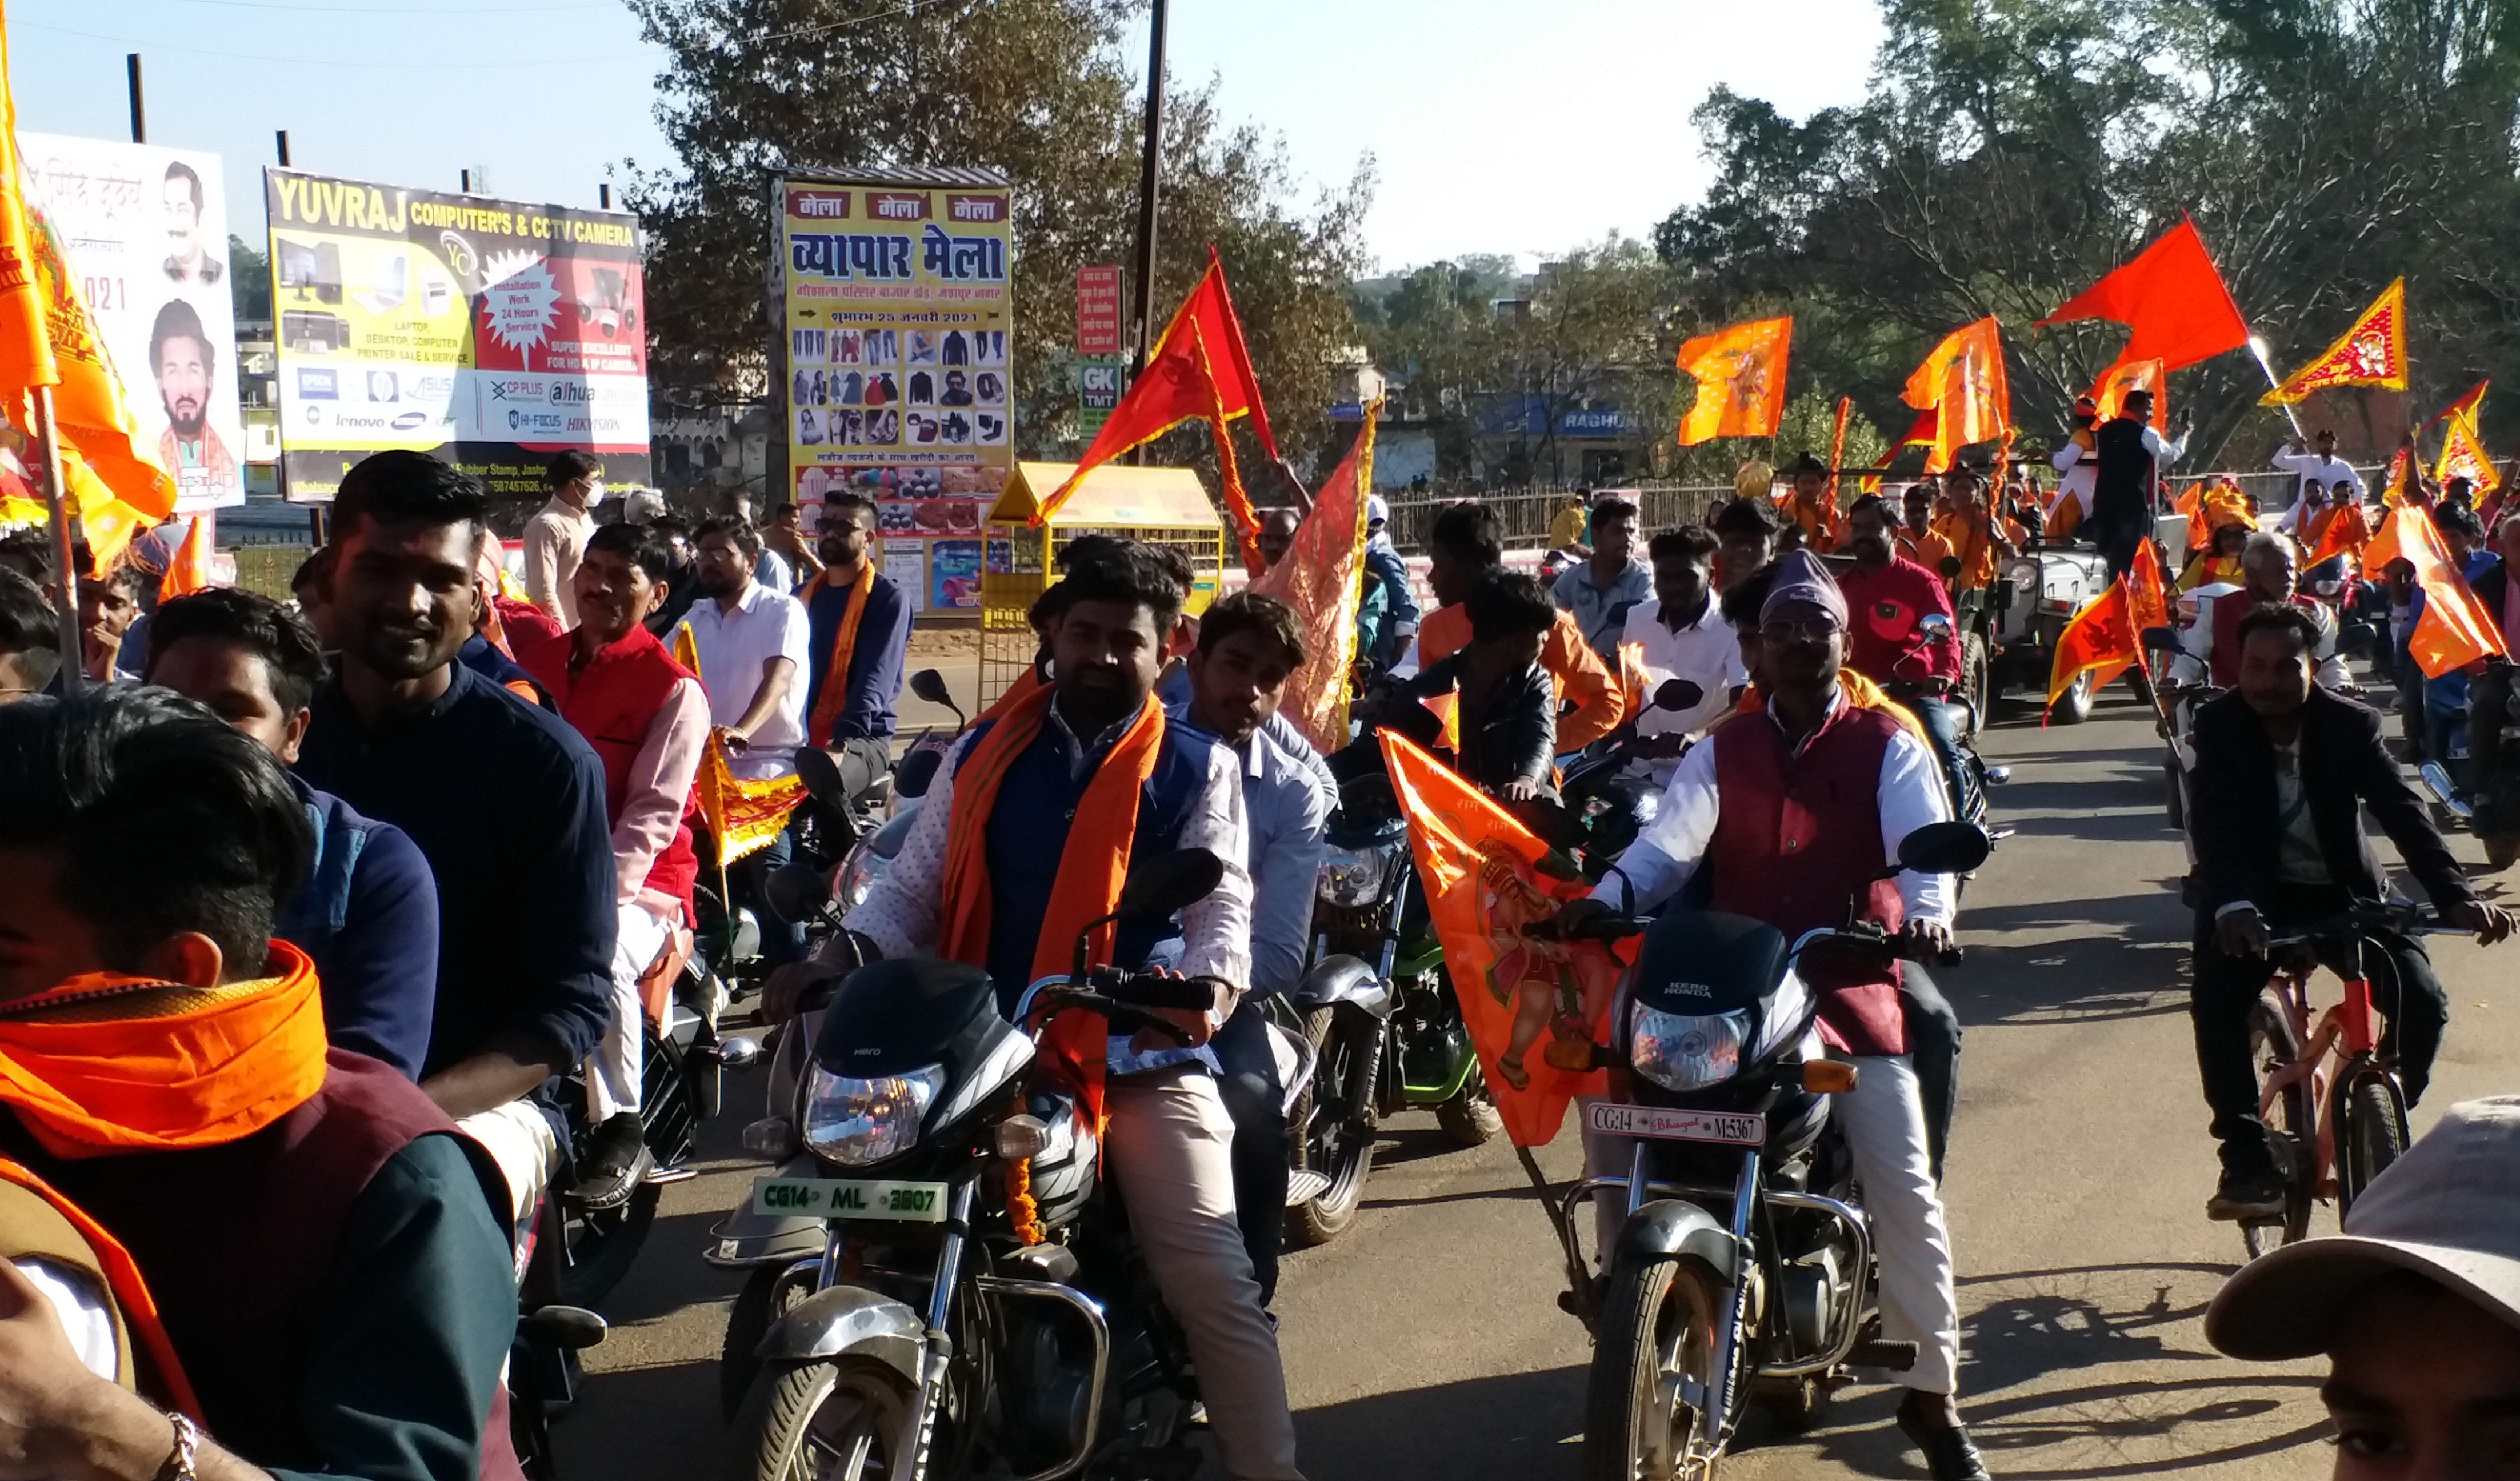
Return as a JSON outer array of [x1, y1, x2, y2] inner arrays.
[[1126, 0, 1167, 464], [126, 54, 143, 143]]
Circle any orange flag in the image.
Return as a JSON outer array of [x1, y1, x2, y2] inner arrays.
[[1037, 249, 1278, 567], [2084, 540, 2170, 690], [2437, 400, 2501, 496], [1674, 314, 1791, 444], [2307, 499, 2376, 568], [1248, 407, 1373, 754], [2382, 446, 2416, 507], [157, 516, 211, 601], [2262, 278, 2408, 404], [2046, 582, 2136, 717], [2089, 357, 2167, 431], [2363, 506, 2509, 678], [1379, 731, 1622, 1148], [2037, 215, 2253, 372], [1901, 317, 2010, 475]]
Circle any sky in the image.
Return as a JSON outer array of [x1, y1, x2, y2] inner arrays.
[[10, 0, 1885, 275]]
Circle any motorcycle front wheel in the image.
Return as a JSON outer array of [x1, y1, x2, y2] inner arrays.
[[725, 1356, 919, 1481], [1287, 1006, 1378, 1246], [1585, 1255, 1723, 1481]]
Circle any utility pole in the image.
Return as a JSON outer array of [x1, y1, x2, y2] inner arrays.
[[125, 54, 143, 143], [1125, 0, 1167, 464], [275, 130, 290, 167]]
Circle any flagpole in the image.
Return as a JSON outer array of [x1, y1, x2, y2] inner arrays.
[[2248, 336, 2307, 439], [34, 386, 78, 694]]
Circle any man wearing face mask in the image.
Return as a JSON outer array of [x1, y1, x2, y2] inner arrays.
[[523, 450, 606, 628]]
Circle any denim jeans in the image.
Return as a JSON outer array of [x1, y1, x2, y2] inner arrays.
[[743, 822, 807, 966], [1907, 694, 1974, 821]]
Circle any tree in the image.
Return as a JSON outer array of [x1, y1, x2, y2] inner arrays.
[[229, 236, 270, 323], [622, 0, 1370, 467]]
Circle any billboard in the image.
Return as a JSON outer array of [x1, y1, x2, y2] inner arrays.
[[264, 167, 649, 501], [774, 169, 1013, 617], [19, 132, 245, 512]]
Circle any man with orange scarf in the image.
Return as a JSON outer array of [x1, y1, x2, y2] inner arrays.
[[0, 688, 522, 1480], [796, 492, 911, 786], [823, 541, 1301, 1480]]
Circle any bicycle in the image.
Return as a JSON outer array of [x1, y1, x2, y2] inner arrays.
[[2241, 902, 2464, 1259]]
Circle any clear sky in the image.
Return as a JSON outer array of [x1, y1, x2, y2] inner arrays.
[[11, 0, 1883, 274]]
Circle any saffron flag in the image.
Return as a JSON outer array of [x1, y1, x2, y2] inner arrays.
[[2037, 217, 2253, 372], [1249, 407, 1374, 754], [2307, 498, 2376, 569], [2382, 445, 2415, 507], [1380, 731, 1622, 1148], [2435, 386, 2502, 497], [2086, 541, 2169, 691], [1901, 317, 2010, 475], [2262, 279, 2409, 404], [1037, 249, 1278, 567], [2088, 357, 2167, 431], [157, 515, 210, 601], [1675, 315, 1792, 445], [2363, 505, 2509, 678], [674, 622, 806, 864], [2046, 582, 2137, 717]]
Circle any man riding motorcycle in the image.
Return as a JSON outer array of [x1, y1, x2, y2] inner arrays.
[[1551, 550, 1987, 1480], [2168, 533, 2351, 694], [1838, 494, 1974, 818]]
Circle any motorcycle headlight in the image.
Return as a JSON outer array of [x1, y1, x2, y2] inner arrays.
[[802, 1063, 944, 1167], [1317, 841, 1404, 908], [834, 842, 890, 912], [1629, 1003, 1747, 1094]]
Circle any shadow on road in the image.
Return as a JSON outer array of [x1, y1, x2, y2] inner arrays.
[[555, 1358, 725, 1478], [1297, 1366, 1585, 1479]]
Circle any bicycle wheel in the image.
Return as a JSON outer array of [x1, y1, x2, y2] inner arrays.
[[2337, 1074, 2409, 1217], [2243, 998, 2315, 1256]]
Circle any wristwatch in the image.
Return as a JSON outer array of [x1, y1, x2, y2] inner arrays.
[[154, 1412, 201, 1481]]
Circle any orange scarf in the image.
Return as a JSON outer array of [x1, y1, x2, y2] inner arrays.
[[938, 682, 1165, 1123], [802, 559, 875, 747], [0, 1159, 202, 1420], [0, 940, 330, 1160]]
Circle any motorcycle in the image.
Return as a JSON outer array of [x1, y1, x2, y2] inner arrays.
[[720, 847, 1271, 1481], [1881, 615, 2007, 844], [2418, 657, 2520, 871], [1529, 822, 1991, 1479]]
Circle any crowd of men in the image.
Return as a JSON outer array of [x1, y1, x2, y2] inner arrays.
[[0, 402, 2515, 1481]]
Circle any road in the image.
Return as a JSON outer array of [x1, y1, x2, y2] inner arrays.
[[557, 677, 2520, 1480]]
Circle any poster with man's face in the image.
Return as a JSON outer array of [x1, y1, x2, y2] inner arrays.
[[19, 133, 246, 512]]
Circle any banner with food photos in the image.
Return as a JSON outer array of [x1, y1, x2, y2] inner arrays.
[[774, 169, 1014, 616]]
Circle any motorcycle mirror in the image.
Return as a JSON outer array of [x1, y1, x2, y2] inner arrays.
[[763, 862, 837, 926], [2141, 624, 2181, 652], [1895, 821, 1991, 876], [1651, 678, 1703, 713], [1117, 848, 1226, 919], [909, 667, 959, 714], [895, 747, 945, 799], [1938, 555, 1964, 582], [2337, 621, 2377, 656]]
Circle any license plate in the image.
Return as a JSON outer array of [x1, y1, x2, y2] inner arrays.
[[750, 1176, 949, 1223], [1585, 1103, 1766, 1147]]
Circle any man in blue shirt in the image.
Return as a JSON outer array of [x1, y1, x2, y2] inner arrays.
[[295, 450, 615, 1224], [798, 493, 912, 782], [143, 587, 439, 1079], [1551, 493, 1652, 661], [1169, 594, 1333, 1303], [1362, 494, 1421, 669]]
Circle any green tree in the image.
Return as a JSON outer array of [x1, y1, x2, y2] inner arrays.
[[229, 235, 271, 323]]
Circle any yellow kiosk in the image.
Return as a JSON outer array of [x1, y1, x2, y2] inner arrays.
[[979, 461, 1227, 706]]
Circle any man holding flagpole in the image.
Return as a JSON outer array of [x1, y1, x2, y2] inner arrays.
[[2091, 389, 2187, 581]]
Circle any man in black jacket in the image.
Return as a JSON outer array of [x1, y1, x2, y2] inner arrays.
[[1391, 570, 1559, 802], [2462, 513, 2520, 811], [2189, 603, 2512, 1220], [2089, 389, 2187, 580]]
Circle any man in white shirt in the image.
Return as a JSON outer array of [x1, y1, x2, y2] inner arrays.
[[682, 514, 813, 962], [2050, 395, 2100, 523], [2271, 429, 2367, 515], [1619, 523, 1747, 784], [522, 450, 603, 627]]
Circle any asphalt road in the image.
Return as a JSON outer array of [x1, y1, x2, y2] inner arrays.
[[558, 673, 2520, 1480]]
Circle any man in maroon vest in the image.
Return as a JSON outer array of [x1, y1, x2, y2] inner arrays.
[[2169, 531, 2349, 692], [0, 686, 522, 1480], [1553, 550, 1987, 1480], [515, 522, 707, 1210]]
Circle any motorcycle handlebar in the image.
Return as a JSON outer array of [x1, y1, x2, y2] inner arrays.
[[1086, 967, 1231, 1014], [1521, 912, 1647, 944]]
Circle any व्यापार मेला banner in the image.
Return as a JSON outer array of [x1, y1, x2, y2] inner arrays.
[[265, 167, 650, 501], [775, 170, 1013, 618]]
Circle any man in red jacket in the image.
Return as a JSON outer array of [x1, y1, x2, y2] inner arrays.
[[515, 523, 708, 1208], [1837, 494, 1972, 813]]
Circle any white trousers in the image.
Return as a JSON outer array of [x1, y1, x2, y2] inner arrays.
[[589, 904, 670, 1124], [457, 1099, 564, 1230], [1102, 1068, 1303, 1481], [1579, 1056, 1961, 1396]]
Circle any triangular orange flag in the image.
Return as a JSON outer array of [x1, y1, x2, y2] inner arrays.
[[157, 516, 211, 601], [2262, 279, 2408, 404], [2363, 505, 2509, 678], [2037, 216, 2252, 373], [1247, 407, 1374, 754], [2047, 582, 2136, 717]]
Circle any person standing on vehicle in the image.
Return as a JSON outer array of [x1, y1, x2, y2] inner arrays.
[[294, 451, 615, 1227], [1397, 501, 1623, 751], [2272, 429, 2367, 515], [2185, 603, 2513, 1222], [1551, 494, 1651, 662], [0, 687, 526, 1481], [1170, 590, 1332, 1307], [2049, 395, 2101, 538], [1553, 550, 1986, 1479], [1898, 483, 1958, 584], [682, 515, 814, 967], [143, 588, 439, 1081], [2090, 389, 2189, 581], [521, 450, 602, 630], [1620, 525, 1747, 784], [1839, 495, 1975, 815], [797, 492, 912, 792], [513, 523, 710, 1211], [828, 541, 1303, 1481], [2170, 533, 2350, 693]]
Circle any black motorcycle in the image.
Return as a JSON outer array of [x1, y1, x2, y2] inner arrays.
[[1530, 822, 1989, 1480], [719, 848, 1242, 1481]]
